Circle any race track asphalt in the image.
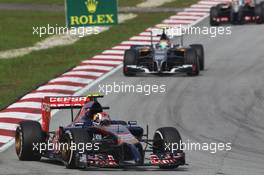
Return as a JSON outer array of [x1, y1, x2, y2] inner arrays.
[[0, 18, 264, 175]]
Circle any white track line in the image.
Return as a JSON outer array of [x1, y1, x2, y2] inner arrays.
[[191, 4, 213, 8], [0, 112, 40, 120], [8, 102, 41, 109], [37, 85, 81, 91], [184, 8, 210, 12], [0, 123, 17, 131], [63, 71, 103, 77], [130, 36, 160, 41], [139, 32, 152, 36], [93, 55, 124, 59], [112, 45, 131, 50], [170, 15, 202, 20], [163, 19, 195, 23], [199, 1, 220, 5], [178, 12, 208, 16], [0, 136, 13, 143], [155, 24, 182, 28], [73, 65, 114, 71], [49, 77, 94, 84], [84, 60, 122, 65], [121, 41, 152, 45], [103, 50, 125, 54], [22, 92, 72, 99]]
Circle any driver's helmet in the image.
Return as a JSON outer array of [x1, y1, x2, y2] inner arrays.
[[92, 112, 111, 125], [79, 101, 103, 121], [159, 40, 169, 49], [159, 32, 170, 49]]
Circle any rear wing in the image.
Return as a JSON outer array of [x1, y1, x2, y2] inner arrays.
[[41, 94, 104, 132]]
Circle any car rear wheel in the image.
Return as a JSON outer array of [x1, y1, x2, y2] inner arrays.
[[210, 6, 220, 26], [255, 4, 264, 24], [153, 127, 184, 169], [15, 121, 43, 161], [61, 128, 92, 169], [190, 44, 204, 71], [184, 48, 200, 76], [123, 49, 137, 76]]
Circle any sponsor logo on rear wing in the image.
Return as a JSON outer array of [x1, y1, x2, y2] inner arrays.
[[41, 93, 104, 132], [43, 93, 104, 109], [47, 96, 90, 108]]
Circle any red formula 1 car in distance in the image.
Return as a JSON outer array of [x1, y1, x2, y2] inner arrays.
[[15, 94, 185, 169], [210, 0, 264, 25]]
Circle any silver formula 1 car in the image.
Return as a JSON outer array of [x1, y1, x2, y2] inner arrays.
[[123, 30, 204, 76]]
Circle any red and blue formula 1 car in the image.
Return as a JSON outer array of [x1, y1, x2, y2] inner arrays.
[[15, 94, 185, 169], [210, 0, 264, 26]]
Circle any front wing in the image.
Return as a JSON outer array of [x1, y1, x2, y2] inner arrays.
[[126, 65, 194, 74], [77, 152, 185, 168]]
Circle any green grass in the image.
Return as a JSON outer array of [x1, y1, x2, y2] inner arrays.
[[161, 0, 199, 8], [0, 0, 144, 6], [0, 0, 200, 109], [0, 0, 200, 51], [0, 10, 64, 51], [0, 0, 64, 5], [0, 0, 144, 51], [0, 12, 173, 109]]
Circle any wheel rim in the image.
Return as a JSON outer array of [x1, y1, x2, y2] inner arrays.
[[61, 138, 73, 164], [15, 129, 22, 157]]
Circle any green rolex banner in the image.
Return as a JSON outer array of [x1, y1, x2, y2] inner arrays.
[[65, 0, 118, 28]]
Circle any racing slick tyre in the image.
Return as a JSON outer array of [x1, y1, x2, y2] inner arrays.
[[153, 127, 184, 169], [190, 44, 204, 71], [123, 49, 137, 76], [61, 128, 92, 169], [210, 6, 220, 26], [255, 4, 264, 24], [184, 48, 200, 76], [15, 121, 43, 161]]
